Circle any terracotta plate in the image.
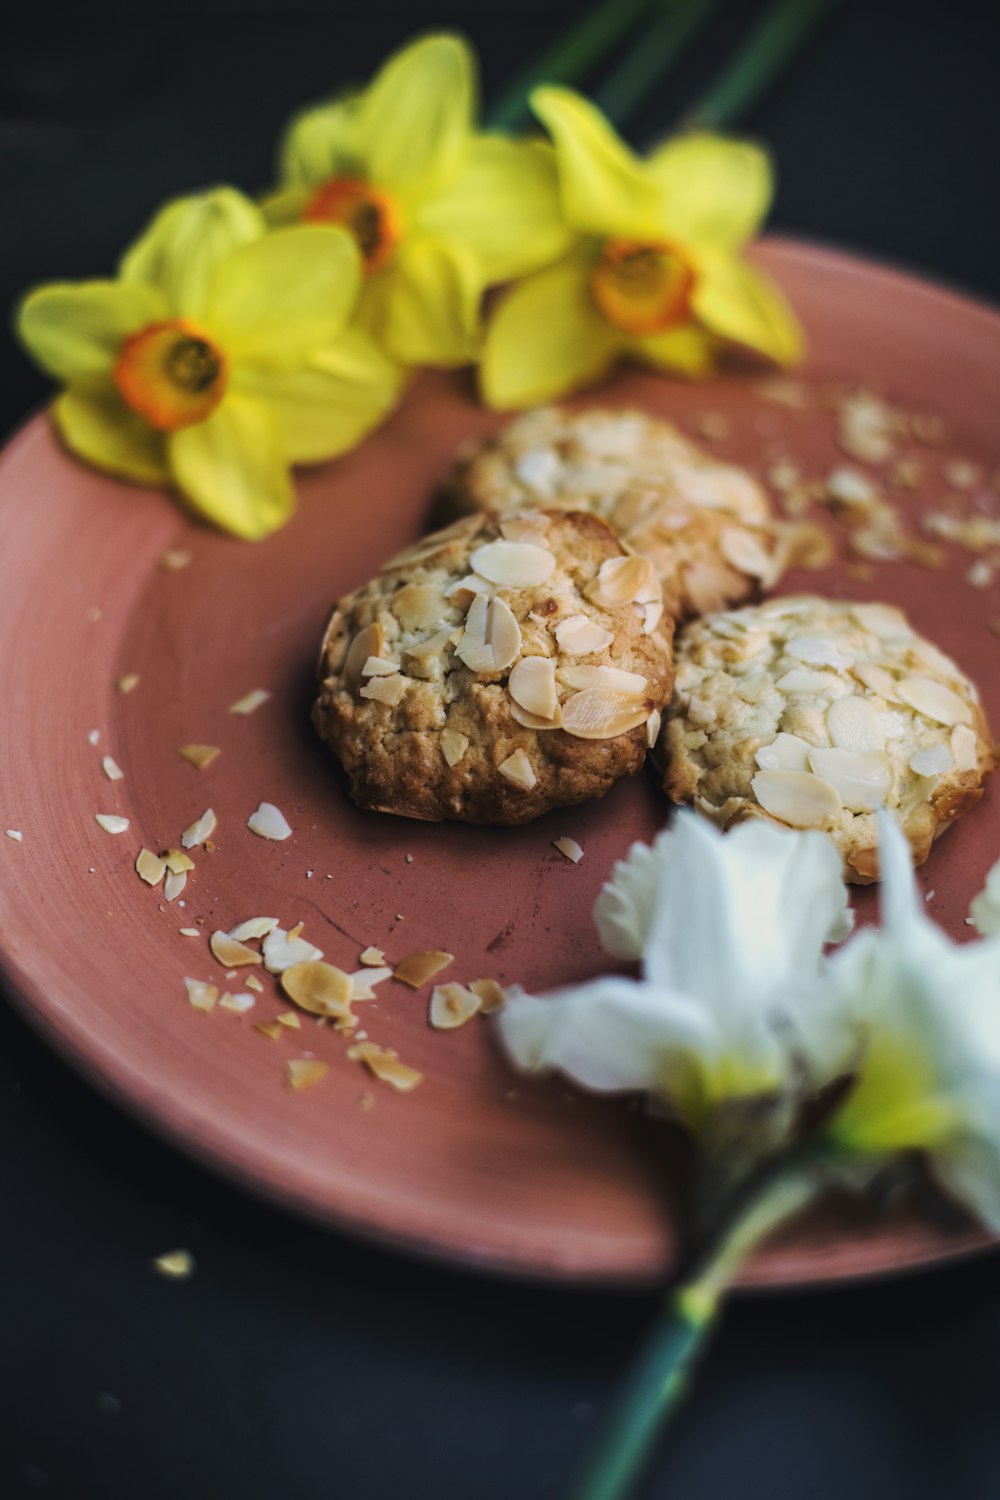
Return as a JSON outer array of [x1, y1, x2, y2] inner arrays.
[[2, 239, 999, 1288]]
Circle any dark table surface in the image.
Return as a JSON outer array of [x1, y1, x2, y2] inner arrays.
[[3, 2, 1000, 1496]]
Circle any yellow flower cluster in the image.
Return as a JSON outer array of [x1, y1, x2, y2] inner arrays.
[[15, 33, 802, 540]]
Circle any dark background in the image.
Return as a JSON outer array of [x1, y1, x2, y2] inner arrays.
[[3, 2, 1000, 1496]]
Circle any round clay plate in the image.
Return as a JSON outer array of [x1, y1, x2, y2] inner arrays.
[[1, 238, 998, 1289]]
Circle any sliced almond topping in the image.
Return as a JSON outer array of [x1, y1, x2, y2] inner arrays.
[[95, 814, 129, 835], [210, 930, 262, 967], [776, 668, 838, 696], [498, 748, 537, 790], [359, 674, 408, 706], [116, 673, 140, 694], [429, 982, 481, 1030], [394, 950, 454, 989], [102, 755, 125, 782], [390, 582, 449, 631], [184, 977, 218, 1012], [441, 729, 469, 767], [404, 627, 454, 662], [345, 625, 384, 689], [345, 1042, 423, 1092], [508, 657, 558, 720], [561, 689, 650, 741], [287, 1059, 329, 1092], [808, 748, 893, 811], [136, 848, 166, 886], [826, 696, 886, 753], [382, 515, 484, 571], [560, 665, 648, 695], [181, 808, 217, 849], [850, 603, 911, 637], [445, 573, 494, 604], [229, 916, 278, 941], [555, 615, 614, 655], [459, 645, 497, 673], [470, 978, 505, 1015], [719, 526, 775, 580], [751, 769, 843, 828], [262, 928, 324, 973], [164, 869, 187, 903], [553, 836, 584, 863], [754, 732, 813, 773], [456, 592, 490, 670], [361, 655, 400, 677], [486, 596, 522, 671], [853, 662, 901, 702], [229, 688, 271, 716], [785, 635, 853, 670], [642, 600, 664, 636], [281, 960, 353, 1018], [510, 701, 564, 730], [896, 676, 972, 726], [586, 555, 659, 609], [247, 802, 293, 841], [951, 723, 980, 772], [646, 709, 661, 748], [219, 992, 255, 1014], [470, 539, 555, 587], [178, 744, 221, 771], [360, 946, 387, 966], [909, 744, 954, 776]]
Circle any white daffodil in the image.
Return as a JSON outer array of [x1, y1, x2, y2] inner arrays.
[[498, 813, 854, 1131], [823, 814, 1000, 1230], [969, 854, 1000, 937]]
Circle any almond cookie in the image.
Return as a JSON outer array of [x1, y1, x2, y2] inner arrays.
[[314, 510, 674, 824], [661, 596, 994, 881], [441, 406, 789, 621]]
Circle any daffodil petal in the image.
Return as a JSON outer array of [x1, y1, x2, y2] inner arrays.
[[206, 225, 361, 367], [168, 394, 294, 540], [53, 388, 169, 486], [361, 238, 480, 367], [278, 94, 363, 188], [691, 252, 804, 365], [630, 323, 716, 378], [16, 281, 168, 388], [650, 134, 773, 250], [416, 137, 572, 283], [233, 328, 402, 463], [479, 254, 619, 409], [259, 185, 311, 228], [530, 86, 664, 239], [359, 34, 473, 192], [120, 188, 264, 320]]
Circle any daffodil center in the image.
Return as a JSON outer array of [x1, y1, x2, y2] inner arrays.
[[114, 321, 228, 431], [590, 239, 695, 337], [304, 176, 401, 274]]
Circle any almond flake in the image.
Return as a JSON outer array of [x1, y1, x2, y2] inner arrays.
[[560, 665, 648, 695], [360, 946, 387, 966], [719, 526, 775, 580], [152, 1249, 195, 1277], [287, 922, 305, 941], [951, 724, 980, 772], [349, 966, 393, 1001], [510, 702, 564, 730], [394, 950, 454, 989], [263, 928, 324, 973], [896, 676, 972, 727], [210, 930, 262, 967], [776, 668, 838, 696], [826, 696, 886, 753], [87, 729, 100, 746], [102, 755, 125, 782], [245, 973, 264, 992], [95, 814, 129, 835], [247, 802, 293, 841], [909, 744, 954, 776], [229, 916, 278, 941], [346, 1042, 423, 1091], [646, 709, 661, 748], [275, 1011, 301, 1029], [164, 869, 187, 903], [808, 748, 893, 811], [359, 673, 408, 706], [287, 1059, 328, 1091], [184, 977, 218, 1012], [180, 927, 201, 938], [441, 729, 469, 767], [485, 596, 522, 670], [181, 809, 217, 849], [404, 628, 454, 662], [553, 836, 584, 863], [219, 992, 256, 1014], [136, 848, 166, 886], [586, 555, 659, 609], [178, 744, 221, 771], [159, 549, 192, 571], [555, 615, 614, 655], [254, 1021, 284, 1040], [390, 582, 449, 631], [751, 769, 843, 828], [280, 960, 353, 1017], [163, 848, 195, 874], [470, 539, 555, 587], [116, 674, 140, 694], [429, 982, 481, 1030], [361, 655, 401, 676], [785, 636, 853, 670], [229, 688, 271, 716], [508, 657, 558, 720], [852, 662, 900, 702], [470, 979, 505, 1015], [754, 733, 813, 773], [561, 689, 650, 741], [498, 748, 537, 790], [500, 513, 552, 544], [5, 829, 22, 841]]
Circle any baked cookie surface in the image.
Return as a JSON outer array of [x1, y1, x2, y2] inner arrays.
[[442, 406, 784, 620], [660, 596, 994, 881], [314, 510, 674, 824]]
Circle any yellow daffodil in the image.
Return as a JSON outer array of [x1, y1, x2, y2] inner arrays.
[[264, 34, 572, 368], [481, 87, 803, 409], [16, 188, 401, 539]]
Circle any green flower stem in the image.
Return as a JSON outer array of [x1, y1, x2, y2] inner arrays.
[[568, 1160, 821, 1500], [592, 0, 722, 128], [685, 0, 841, 130], [485, 0, 652, 131]]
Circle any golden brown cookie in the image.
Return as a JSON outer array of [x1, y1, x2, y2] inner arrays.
[[441, 406, 786, 620], [660, 596, 994, 882], [314, 510, 675, 824]]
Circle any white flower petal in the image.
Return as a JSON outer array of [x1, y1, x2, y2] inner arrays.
[[592, 832, 670, 961], [970, 855, 1000, 937]]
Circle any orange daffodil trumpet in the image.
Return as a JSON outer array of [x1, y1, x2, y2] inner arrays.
[[481, 87, 804, 409], [264, 34, 572, 367], [16, 188, 401, 539]]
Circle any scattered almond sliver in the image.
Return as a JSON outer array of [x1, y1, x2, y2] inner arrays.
[[275, 1011, 301, 1030], [102, 755, 125, 782], [247, 802, 292, 841], [553, 836, 584, 864], [287, 1058, 328, 1091], [346, 1041, 423, 1091], [394, 949, 455, 989], [470, 978, 505, 1015], [95, 814, 129, 835], [244, 973, 264, 992], [229, 689, 271, 716], [179, 927, 201, 938], [429, 982, 481, 1030], [349, 966, 393, 1001], [229, 916, 279, 942], [219, 992, 255, 1014], [210, 930, 262, 967], [178, 744, 221, 771], [254, 1021, 284, 1040], [360, 946, 387, 966], [152, 1249, 195, 1278], [164, 869, 187, 903], [184, 977, 218, 1012], [136, 848, 166, 887], [159, 549, 192, 571], [181, 808, 217, 849], [116, 674, 140, 694], [281, 960, 354, 1019], [262, 927, 324, 973], [5, 829, 22, 842]]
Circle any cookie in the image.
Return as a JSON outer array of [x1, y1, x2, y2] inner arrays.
[[660, 596, 994, 881], [441, 406, 787, 620], [314, 510, 675, 824]]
